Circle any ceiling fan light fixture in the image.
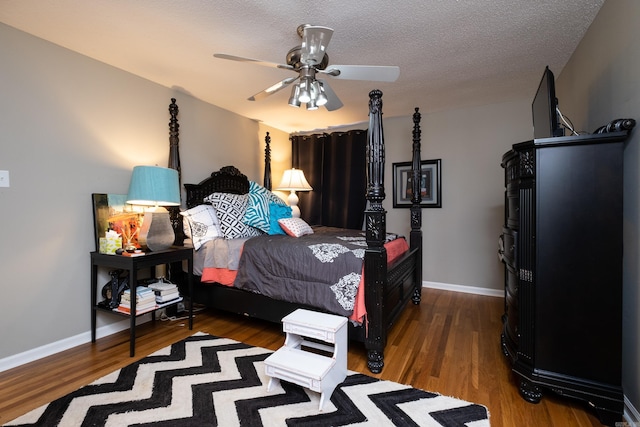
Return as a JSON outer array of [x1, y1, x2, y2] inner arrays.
[[315, 81, 328, 106], [298, 78, 312, 103], [288, 84, 301, 107]]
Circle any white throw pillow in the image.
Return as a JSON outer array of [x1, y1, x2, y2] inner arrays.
[[180, 205, 222, 250], [278, 217, 314, 238]]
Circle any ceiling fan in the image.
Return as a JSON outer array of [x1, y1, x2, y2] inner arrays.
[[213, 24, 400, 111]]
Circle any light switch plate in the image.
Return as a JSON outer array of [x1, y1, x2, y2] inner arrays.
[[0, 170, 10, 187]]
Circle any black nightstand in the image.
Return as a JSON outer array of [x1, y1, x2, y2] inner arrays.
[[90, 247, 193, 356]]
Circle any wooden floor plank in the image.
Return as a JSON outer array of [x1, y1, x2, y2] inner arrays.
[[0, 288, 610, 426]]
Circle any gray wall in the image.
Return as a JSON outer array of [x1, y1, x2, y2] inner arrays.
[[553, 0, 640, 417], [383, 102, 531, 292], [0, 22, 288, 361]]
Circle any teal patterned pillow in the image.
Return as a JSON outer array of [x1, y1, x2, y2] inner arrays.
[[243, 181, 287, 233], [268, 203, 292, 235]]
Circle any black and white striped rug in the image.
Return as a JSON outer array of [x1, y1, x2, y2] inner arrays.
[[6, 333, 490, 426]]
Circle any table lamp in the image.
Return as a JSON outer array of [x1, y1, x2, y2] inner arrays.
[[276, 168, 312, 218], [126, 165, 180, 251]]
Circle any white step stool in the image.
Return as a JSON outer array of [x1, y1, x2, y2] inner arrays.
[[264, 308, 348, 410]]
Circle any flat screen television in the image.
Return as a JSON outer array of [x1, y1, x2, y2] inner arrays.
[[532, 66, 564, 139]]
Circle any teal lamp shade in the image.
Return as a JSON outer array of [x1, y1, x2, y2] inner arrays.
[[126, 166, 180, 207], [126, 166, 180, 251]]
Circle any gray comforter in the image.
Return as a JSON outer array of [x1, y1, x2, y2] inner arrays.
[[233, 226, 400, 317]]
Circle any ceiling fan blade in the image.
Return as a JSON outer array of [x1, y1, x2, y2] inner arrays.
[[248, 76, 299, 101], [321, 65, 400, 82], [301, 25, 333, 65], [213, 53, 294, 71], [318, 79, 343, 111]]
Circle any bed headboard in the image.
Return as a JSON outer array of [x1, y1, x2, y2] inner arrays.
[[184, 166, 249, 209]]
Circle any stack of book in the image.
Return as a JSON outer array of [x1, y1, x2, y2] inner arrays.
[[147, 281, 182, 306], [114, 287, 156, 315]]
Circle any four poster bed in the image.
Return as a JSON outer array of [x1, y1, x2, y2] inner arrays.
[[170, 90, 424, 373]]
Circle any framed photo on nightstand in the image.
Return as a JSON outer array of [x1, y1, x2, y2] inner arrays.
[[92, 193, 144, 252]]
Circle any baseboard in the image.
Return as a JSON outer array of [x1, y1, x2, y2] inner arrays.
[[422, 280, 503, 298], [0, 314, 152, 373], [625, 395, 640, 425]]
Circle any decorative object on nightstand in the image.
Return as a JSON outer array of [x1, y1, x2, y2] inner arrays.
[[275, 168, 312, 218], [126, 165, 181, 251], [264, 308, 347, 410], [92, 193, 144, 252]]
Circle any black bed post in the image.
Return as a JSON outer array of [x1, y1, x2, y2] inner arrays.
[[168, 98, 185, 246], [263, 132, 272, 190], [364, 89, 388, 374], [410, 108, 423, 304]]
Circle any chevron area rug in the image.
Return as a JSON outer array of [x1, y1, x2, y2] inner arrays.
[[6, 333, 490, 426]]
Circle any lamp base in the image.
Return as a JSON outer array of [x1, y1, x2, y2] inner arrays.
[[138, 207, 175, 251], [288, 190, 301, 218]]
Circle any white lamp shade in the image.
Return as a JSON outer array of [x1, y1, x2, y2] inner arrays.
[[126, 166, 180, 206], [276, 168, 313, 192], [276, 168, 312, 218]]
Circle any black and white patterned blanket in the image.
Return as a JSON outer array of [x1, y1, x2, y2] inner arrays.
[[233, 226, 400, 317]]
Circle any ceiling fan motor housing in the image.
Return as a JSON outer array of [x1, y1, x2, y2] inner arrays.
[[286, 46, 328, 70]]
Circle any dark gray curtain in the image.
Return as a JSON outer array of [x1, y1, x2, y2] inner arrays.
[[291, 130, 367, 229]]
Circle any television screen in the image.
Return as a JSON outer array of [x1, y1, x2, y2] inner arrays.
[[532, 66, 563, 139]]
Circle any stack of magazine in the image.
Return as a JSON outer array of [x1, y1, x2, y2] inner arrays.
[[113, 281, 182, 315], [147, 281, 182, 306], [114, 287, 157, 315]]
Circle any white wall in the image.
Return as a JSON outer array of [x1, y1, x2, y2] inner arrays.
[[0, 23, 264, 360], [554, 0, 640, 418]]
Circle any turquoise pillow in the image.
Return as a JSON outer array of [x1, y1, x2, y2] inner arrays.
[[244, 181, 286, 233], [268, 203, 292, 235]]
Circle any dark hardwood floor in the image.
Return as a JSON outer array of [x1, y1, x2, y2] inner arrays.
[[0, 288, 610, 426]]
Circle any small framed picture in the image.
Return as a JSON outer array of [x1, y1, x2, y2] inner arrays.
[[392, 159, 442, 208], [92, 193, 145, 253]]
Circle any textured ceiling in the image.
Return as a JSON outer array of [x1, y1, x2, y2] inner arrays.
[[0, 0, 605, 133]]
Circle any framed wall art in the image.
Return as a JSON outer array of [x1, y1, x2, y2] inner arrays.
[[392, 159, 442, 208], [92, 193, 145, 253]]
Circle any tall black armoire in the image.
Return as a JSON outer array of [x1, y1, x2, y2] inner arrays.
[[499, 131, 629, 426]]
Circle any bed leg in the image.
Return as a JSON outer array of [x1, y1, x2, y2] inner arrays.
[[367, 350, 384, 374]]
